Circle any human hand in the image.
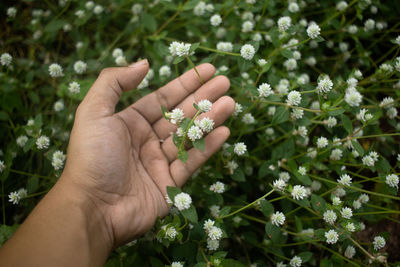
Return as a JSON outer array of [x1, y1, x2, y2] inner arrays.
[[61, 60, 234, 248]]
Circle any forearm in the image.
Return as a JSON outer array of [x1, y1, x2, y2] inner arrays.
[[0, 176, 113, 267]]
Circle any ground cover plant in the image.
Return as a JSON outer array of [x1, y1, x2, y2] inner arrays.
[[1, 0, 400, 266]]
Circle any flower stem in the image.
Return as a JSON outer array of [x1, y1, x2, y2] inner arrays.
[[186, 56, 204, 84]]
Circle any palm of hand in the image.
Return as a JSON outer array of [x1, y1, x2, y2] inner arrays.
[[63, 61, 234, 246]]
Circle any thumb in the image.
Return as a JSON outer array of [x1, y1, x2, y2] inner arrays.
[[79, 59, 149, 118]]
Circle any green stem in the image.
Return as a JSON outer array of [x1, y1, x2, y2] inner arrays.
[[198, 46, 241, 57], [186, 56, 204, 84]]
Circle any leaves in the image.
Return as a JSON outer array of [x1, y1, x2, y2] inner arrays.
[[181, 205, 198, 223], [272, 106, 289, 125], [260, 200, 274, 217], [193, 138, 205, 151], [232, 168, 246, 182]]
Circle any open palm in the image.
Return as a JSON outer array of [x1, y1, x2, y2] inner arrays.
[[63, 60, 234, 246]]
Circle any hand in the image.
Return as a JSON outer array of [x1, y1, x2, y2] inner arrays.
[[62, 60, 234, 247]]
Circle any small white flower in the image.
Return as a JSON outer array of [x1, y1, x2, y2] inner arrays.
[[203, 219, 215, 231], [379, 97, 394, 108], [311, 180, 321, 191], [234, 142, 247, 156], [326, 117, 337, 128], [7, 7, 17, 18], [307, 23, 321, 39], [115, 56, 127, 66], [75, 10, 85, 18], [240, 44, 255, 60], [258, 59, 267, 66], [286, 90, 302, 106], [16, 135, 28, 147], [325, 229, 339, 244], [298, 166, 306, 176], [345, 222, 356, 232], [271, 211, 285, 226], [210, 14, 222, 26], [284, 58, 297, 71], [373, 236, 386, 250], [233, 103, 243, 116], [353, 200, 362, 209], [362, 155, 375, 167], [216, 42, 233, 52], [323, 210, 337, 225], [336, 1, 348, 11], [225, 160, 238, 174], [174, 192, 192, 211], [385, 174, 399, 188], [338, 174, 352, 186], [112, 48, 123, 58], [344, 245, 356, 259], [54, 100, 64, 112], [68, 81, 81, 94], [73, 60, 87, 74], [364, 19, 375, 31], [159, 65, 171, 77], [197, 99, 212, 113], [131, 3, 143, 15], [317, 76, 333, 94], [8, 191, 20, 205], [85, 1, 95, 9], [291, 185, 307, 200], [258, 83, 273, 98], [291, 109, 304, 120], [387, 107, 398, 119], [345, 88, 363, 107], [0, 53, 12, 66], [171, 262, 183, 267], [348, 25, 358, 34], [187, 126, 203, 141], [196, 117, 214, 133], [36, 136, 50, 150], [279, 172, 290, 182], [340, 207, 353, 219], [273, 179, 287, 191], [93, 5, 104, 14], [52, 150, 66, 170], [358, 194, 369, 203], [210, 181, 225, 193], [165, 226, 177, 239], [169, 108, 184, 125], [288, 2, 299, 13], [242, 20, 254, 32], [48, 63, 64, 77], [208, 226, 223, 240], [278, 16, 291, 32], [316, 137, 328, 148], [332, 196, 342, 206], [289, 256, 302, 267], [207, 239, 219, 251]]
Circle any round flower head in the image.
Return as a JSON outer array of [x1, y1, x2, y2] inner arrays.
[[16, 135, 28, 147], [271, 211, 285, 226], [345, 222, 356, 232], [288, 2, 299, 13], [325, 229, 339, 244], [240, 44, 255, 60], [173, 192, 192, 210], [286, 90, 301, 106], [290, 256, 302, 267], [209, 181, 225, 193], [284, 58, 297, 71], [242, 20, 254, 32], [115, 56, 127, 66], [373, 236, 386, 250], [169, 108, 184, 125], [326, 117, 337, 128], [207, 239, 219, 251], [8, 191, 20, 205], [291, 185, 307, 200], [52, 150, 66, 170], [234, 142, 247, 156], [210, 14, 222, 26], [317, 76, 333, 94], [336, 1, 348, 11], [207, 226, 222, 240], [1, 53, 12, 66], [345, 89, 362, 107], [385, 174, 399, 188], [337, 174, 352, 186], [54, 100, 64, 112], [340, 207, 353, 219], [279, 172, 290, 182], [7, 7, 17, 18], [233, 103, 243, 116], [278, 16, 291, 32], [273, 179, 287, 191], [112, 48, 123, 58], [36, 136, 50, 150], [48, 63, 63, 77], [216, 42, 233, 52], [307, 23, 321, 39], [197, 99, 212, 113], [323, 210, 337, 225], [316, 136, 328, 148], [203, 219, 215, 231], [332, 196, 341, 206], [165, 226, 177, 239], [344, 245, 356, 259], [258, 83, 273, 98], [171, 262, 183, 267], [93, 5, 103, 14], [0, 161, 5, 173], [159, 65, 171, 77], [196, 117, 214, 133], [68, 81, 81, 94], [187, 125, 203, 141], [73, 60, 87, 74]]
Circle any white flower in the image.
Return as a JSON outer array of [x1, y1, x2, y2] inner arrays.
[[216, 42, 233, 52], [233, 103, 243, 116], [115, 56, 127, 66], [225, 160, 238, 174], [326, 117, 337, 128], [242, 20, 254, 32], [358, 194, 369, 203], [387, 107, 397, 119], [194, 1, 206, 16], [271, 211, 285, 226], [348, 25, 358, 34], [48, 63, 64, 77], [112, 48, 123, 58], [380, 97, 394, 108], [291, 109, 304, 120], [197, 99, 212, 113], [273, 179, 287, 191], [187, 126, 203, 141], [54, 100, 64, 112], [75, 10, 85, 18], [338, 174, 352, 186], [288, 2, 299, 13], [340, 207, 353, 219], [68, 81, 81, 94], [93, 5, 103, 14], [362, 155, 375, 167], [364, 19, 375, 31], [357, 108, 372, 122], [258, 59, 267, 66], [210, 205, 220, 218], [18, 188, 27, 198], [279, 172, 290, 182], [1, 53, 12, 66], [174, 192, 192, 211], [345, 222, 356, 232], [131, 4, 143, 15], [298, 167, 306, 176], [7, 7, 17, 18], [36, 136, 50, 150], [317, 76, 333, 94], [169, 42, 192, 57], [286, 90, 301, 106], [73, 60, 87, 74], [203, 219, 215, 231], [325, 229, 339, 244], [8, 191, 20, 205], [165, 226, 177, 239], [336, 1, 348, 11], [16, 135, 28, 147], [171, 262, 184, 267], [316, 137, 328, 148], [353, 200, 361, 209], [289, 256, 302, 267], [159, 65, 171, 77], [332, 197, 341, 206], [196, 117, 214, 133], [207, 239, 219, 251], [284, 58, 297, 71], [344, 246, 356, 259], [169, 108, 184, 125], [258, 83, 273, 98], [291, 185, 307, 200], [311, 180, 321, 191], [323, 210, 337, 225], [385, 174, 399, 188], [240, 44, 255, 60], [210, 181, 225, 193], [345, 88, 363, 107], [208, 226, 223, 240], [85, 1, 95, 9], [305, 56, 316, 66], [373, 236, 386, 250], [307, 23, 321, 39], [278, 16, 291, 32], [52, 150, 66, 170], [234, 142, 247, 156], [210, 14, 222, 26]]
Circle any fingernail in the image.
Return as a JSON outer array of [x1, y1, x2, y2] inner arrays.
[[129, 59, 148, 67]]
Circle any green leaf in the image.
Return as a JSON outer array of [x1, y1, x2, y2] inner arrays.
[[27, 177, 39, 193], [219, 206, 231, 217], [232, 168, 245, 182], [161, 106, 168, 119], [193, 138, 205, 151], [298, 251, 313, 262], [376, 157, 391, 173], [269, 28, 280, 47], [311, 194, 327, 213], [181, 205, 198, 223], [44, 19, 66, 33], [260, 199, 274, 217], [23, 138, 35, 153], [272, 106, 289, 125], [193, 102, 199, 110], [265, 221, 280, 242], [281, 49, 293, 58], [190, 42, 200, 53], [351, 140, 364, 156], [327, 108, 345, 116], [178, 150, 188, 162], [340, 114, 353, 134], [314, 36, 325, 42], [142, 13, 157, 32], [173, 56, 185, 64], [0, 111, 9, 121], [167, 186, 182, 202]]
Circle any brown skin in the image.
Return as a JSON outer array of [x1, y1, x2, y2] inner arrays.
[[0, 60, 234, 267]]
